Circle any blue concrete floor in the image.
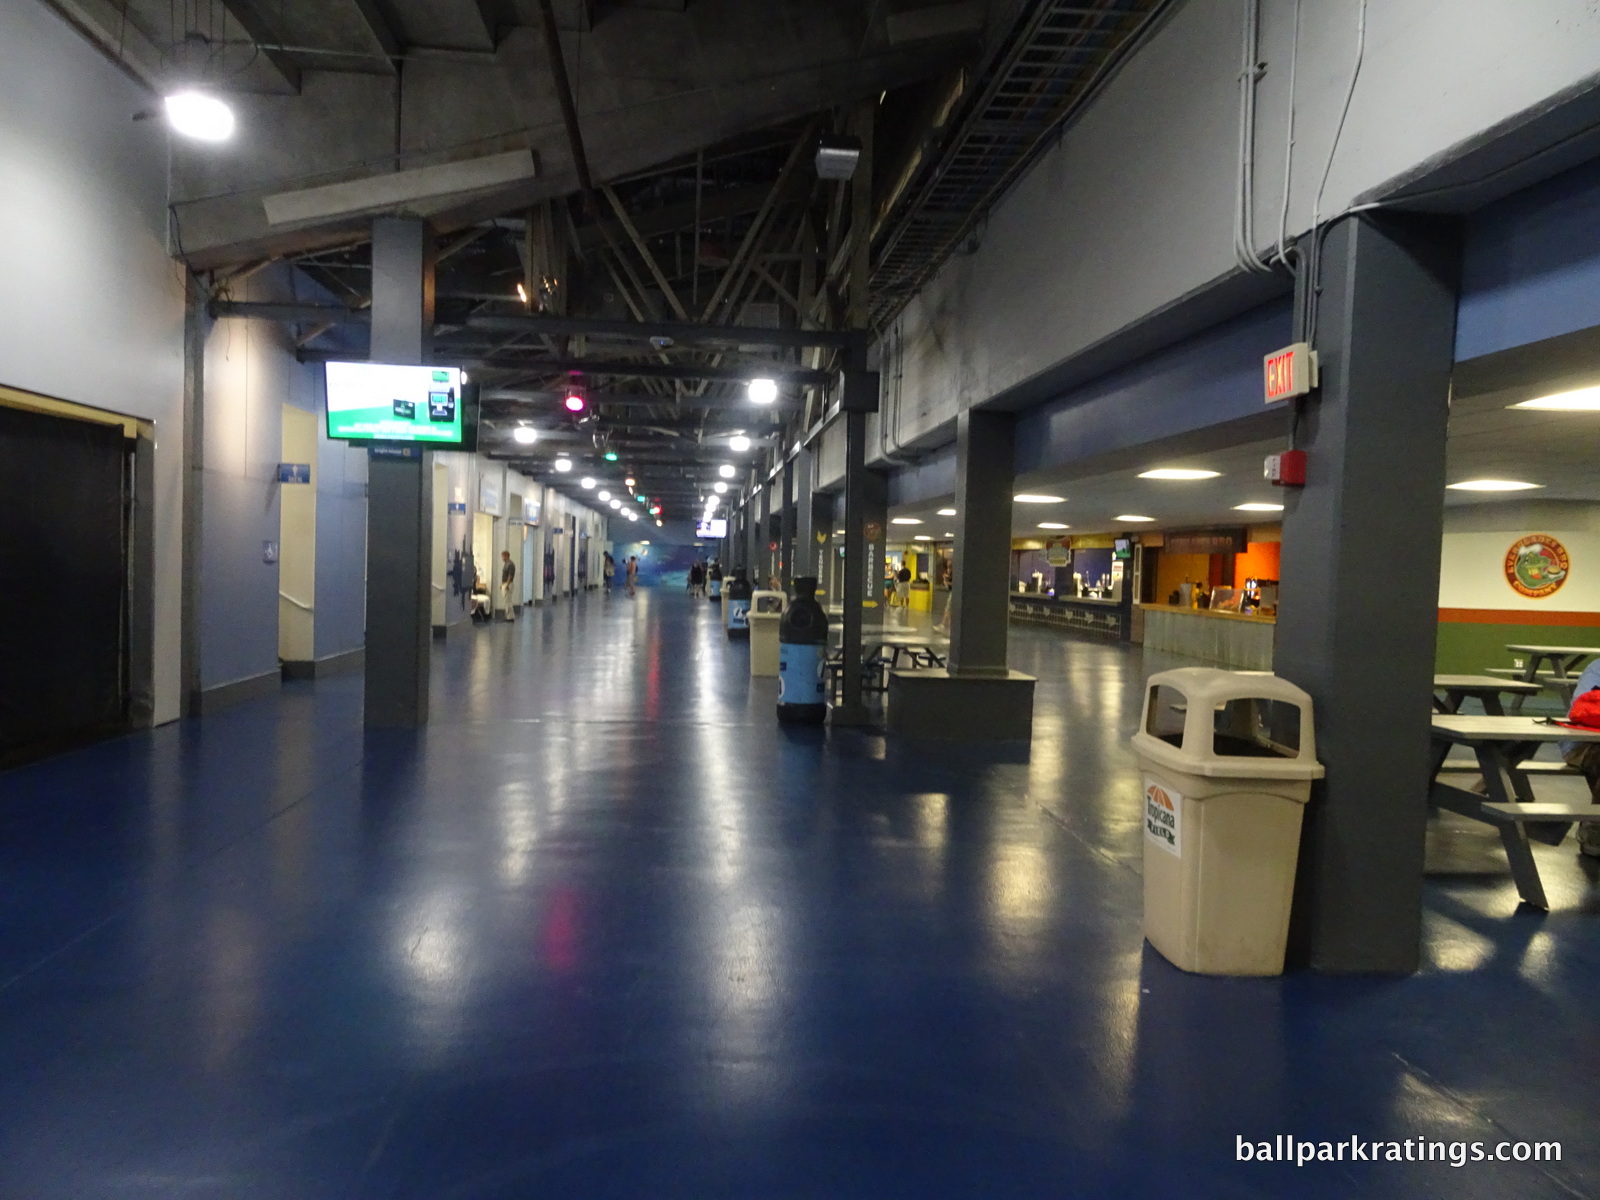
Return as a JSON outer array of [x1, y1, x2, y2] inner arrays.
[[3, 589, 1599, 1198]]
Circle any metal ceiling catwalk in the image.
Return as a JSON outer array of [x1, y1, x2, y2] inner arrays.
[[870, 0, 1172, 328]]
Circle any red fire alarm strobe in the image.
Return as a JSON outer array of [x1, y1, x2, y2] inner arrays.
[[1263, 342, 1318, 403], [1264, 449, 1307, 488]]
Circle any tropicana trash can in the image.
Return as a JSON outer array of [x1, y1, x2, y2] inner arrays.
[[748, 589, 786, 676], [1130, 667, 1324, 976], [725, 569, 753, 640]]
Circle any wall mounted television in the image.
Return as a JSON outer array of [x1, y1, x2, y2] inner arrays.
[[696, 518, 728, 539], [325, 361, 479, 449]]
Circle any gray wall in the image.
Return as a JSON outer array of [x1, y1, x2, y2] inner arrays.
[[879, 0, 1600, 455], [0, 0, 186, 723]]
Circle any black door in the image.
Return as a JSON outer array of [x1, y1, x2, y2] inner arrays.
[[0, 405, 131, 761]]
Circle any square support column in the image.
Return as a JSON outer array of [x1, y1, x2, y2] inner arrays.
[[1276, 213, 1459, 974], [793, 443, 816, 586], [363, 217, 436, 729], [890, 408, 1033, 740], [779, 454, 796, 593]]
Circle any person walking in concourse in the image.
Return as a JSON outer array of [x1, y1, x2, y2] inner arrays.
[[499, 550, 517, 622], [626, 555, 639, 598], [603, 551, 616, 596]]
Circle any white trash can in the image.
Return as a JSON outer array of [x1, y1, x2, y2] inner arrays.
[[748, 590, 786, 677], [1131, 668, 1324, 976]]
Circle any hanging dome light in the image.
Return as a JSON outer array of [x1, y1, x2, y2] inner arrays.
[[164, 91, 235, 141]]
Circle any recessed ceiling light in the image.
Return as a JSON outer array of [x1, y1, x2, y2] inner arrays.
[[1139, 468, 1221, 480], [890, 517, 923, 525], [942, 532, 954, 538], [1446, 479, 1543, 492], [1234, 502, 1285, 512], [1038, 522, 1070, 530], [1014, 494, 1065, 504], [1511, 386, 1600, 411], [913, 534, 932, 541], [164, 91, 235, 142], [1115, 514, 1156, 522], [937, 508, 956, 516]]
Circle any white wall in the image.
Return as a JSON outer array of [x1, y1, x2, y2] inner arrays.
[[889, 0, 1600, 441], [0, 0, 185, 722], [1439, 501, 1600, 613]]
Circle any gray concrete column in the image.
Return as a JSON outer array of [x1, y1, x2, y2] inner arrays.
[[745, 472, 760, 572], [793, 443, 816, 587], [370, 218, 435, 364], [363, 216, 437, 728], [1276, 213, 1459, 974], [779, 454, 796, 593], [888, 406, 1035, 740], [364, 452, 432, 726], [833, 408, 872, 725], [948, 409, 1016, 676]]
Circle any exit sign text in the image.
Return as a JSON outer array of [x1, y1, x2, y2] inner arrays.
[[1263, 342, 1317, 403]]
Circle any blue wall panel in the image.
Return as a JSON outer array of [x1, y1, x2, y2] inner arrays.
[[1014, 301, 1290, 476], [1457, 157, 1600, 361]]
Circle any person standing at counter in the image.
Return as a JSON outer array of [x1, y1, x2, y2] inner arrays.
[[895, 563, 912, 607]]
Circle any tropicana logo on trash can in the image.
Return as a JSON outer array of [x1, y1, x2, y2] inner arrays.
[[1143, 777, 1182, 857], [1504, 534, 1570, 600]]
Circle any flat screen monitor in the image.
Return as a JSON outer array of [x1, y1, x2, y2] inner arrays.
[[325, 362, 477, 448], [696, 518, 728, 539], [1113, 537, 1132, 559]]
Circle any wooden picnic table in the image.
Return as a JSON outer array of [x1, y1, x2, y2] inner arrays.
[[1428, 714, 1600, 909], [1486, 644, 1600, 711], [1432, 674, 1544, 715]]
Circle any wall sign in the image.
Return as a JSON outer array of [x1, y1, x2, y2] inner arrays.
[[1143, 777, 1182, 857], [448, 501, 467, 514], [1263, 342, 1318, 403], [1504, 534, 1570, 599], [277, 462, 311, 484], [478, 473, 502, 516]]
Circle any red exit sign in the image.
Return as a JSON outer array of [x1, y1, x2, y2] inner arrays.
[[1263, 342, 1317, 403]]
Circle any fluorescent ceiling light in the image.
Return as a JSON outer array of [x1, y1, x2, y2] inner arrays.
[[729, 435, 752, 452], [263, 149, 538, 226], [1038, 522, 1070, 530], [1139, 468, 1221, 480], [1234, 502, 1285, 512], [1446, 479, 1543, 492], [890, 517, 923, 525], [512, 426, 537, 445], [1116, 515, 1156, 522], [1511, 386, 1600, 411], [718, 464, 735, 479], [937, 508, 956, 516], [942, 532, 954, 538], [913, 534, 932, 541], [1014, 494, 1065, 504], [165, 91, 235, 142], [748, 378, 779, 405]]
